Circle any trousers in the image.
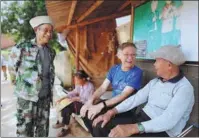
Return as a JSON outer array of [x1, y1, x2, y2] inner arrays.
[[16, 97, 50, 137]]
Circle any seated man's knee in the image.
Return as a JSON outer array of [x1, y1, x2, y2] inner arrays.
[[92, 121, 108, 137], [94, 121, 103, 129]]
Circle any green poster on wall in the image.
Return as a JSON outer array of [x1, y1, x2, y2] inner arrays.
[[133, 0, 183, 59]]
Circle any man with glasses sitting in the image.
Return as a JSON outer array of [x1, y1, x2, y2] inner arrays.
[[80, 42, 143, 136]]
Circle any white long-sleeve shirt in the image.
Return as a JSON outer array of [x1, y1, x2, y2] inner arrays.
[[115, 76, 194, 137]]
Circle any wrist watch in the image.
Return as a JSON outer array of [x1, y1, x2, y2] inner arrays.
[[102, 101, 107, 109], [137, 123, 145, 134]]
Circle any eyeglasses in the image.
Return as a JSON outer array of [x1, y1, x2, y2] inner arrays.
[[38, 27, 53, 34], [122, 53, 137, 58]]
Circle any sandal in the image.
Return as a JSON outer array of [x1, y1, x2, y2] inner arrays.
[[57, 128, 70, 137], [52, 120, 65, 129]]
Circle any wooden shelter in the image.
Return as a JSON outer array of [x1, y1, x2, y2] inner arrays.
[[45, 0, 147, 87], [45, 2, 198, 137]]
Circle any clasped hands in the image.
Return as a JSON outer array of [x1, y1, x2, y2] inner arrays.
[[80, 100, 140, 137], [80, 99, 104, 120]]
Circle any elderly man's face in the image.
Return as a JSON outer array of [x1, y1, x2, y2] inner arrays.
[[118, 46, 136, 70], [153, 58, 171, 77], [36, 24, 53, 45]]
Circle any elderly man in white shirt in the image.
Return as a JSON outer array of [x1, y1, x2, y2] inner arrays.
[[90, 45, 194, 137]]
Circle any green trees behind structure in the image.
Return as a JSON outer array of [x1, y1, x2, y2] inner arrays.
[[1, 0, 65, 53]]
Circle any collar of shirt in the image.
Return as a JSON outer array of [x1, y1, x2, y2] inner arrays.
[[159, 70, 184, 83], [31, 38, 49, 48]]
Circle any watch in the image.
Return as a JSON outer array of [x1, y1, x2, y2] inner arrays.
[[137, 123, 145, 134], [102, 101, 107, 109]]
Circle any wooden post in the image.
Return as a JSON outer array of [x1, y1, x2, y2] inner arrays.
[[130, 3, 135, 42], [75, 25, 80, 71]]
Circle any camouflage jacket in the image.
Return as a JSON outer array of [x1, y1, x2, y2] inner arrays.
[[9, 39, 56, 102]]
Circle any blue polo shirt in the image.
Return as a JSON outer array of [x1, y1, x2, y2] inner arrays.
[[106, 64, 143, 97]]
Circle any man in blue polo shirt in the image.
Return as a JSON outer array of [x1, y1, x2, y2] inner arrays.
[[80, 42, 143, 135], [91, 45, 194, 137], [107, 63, 142, 98]]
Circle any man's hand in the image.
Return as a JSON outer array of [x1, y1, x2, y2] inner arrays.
[[87, 102, 104, 120], [92, 109, 115, 128], [108, 124, 139, 137], [80, 99, 93, 117]]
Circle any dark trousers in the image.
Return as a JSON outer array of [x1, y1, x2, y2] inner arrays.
[[83, 109, 169, 137], [82, 100, 136, 136], [61, 101, 83, 125]]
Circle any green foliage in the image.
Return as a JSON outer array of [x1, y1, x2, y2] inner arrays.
[[1, 0, 65, 53]]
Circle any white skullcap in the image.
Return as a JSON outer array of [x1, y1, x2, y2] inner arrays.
[[150, 45, 186, 66], [29, 16, 53, 28]]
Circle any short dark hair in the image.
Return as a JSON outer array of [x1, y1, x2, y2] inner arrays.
[[118, 42, 137, 51], [74, 70, 89, 80]]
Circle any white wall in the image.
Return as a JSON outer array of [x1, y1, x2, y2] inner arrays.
[[180, 1, 198, 61]]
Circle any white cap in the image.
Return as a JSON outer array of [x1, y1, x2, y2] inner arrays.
[[149, 45, 186, 66], [29, 16, 53, 28]]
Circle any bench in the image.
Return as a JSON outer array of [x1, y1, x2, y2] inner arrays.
[[177, 123, 199, 137]]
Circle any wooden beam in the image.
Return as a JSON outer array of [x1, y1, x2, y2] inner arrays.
[[67, 1, 77, 25], [56, 9, 130, 32], [67, 36, 95, 77], [117, 0, 131, 12], [130, 3, 135, 41], [67, 35, 75, 51], [77, 1, 104, 23], [75, 26, 80, 71]]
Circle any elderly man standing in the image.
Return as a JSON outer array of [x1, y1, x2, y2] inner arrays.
[[90, 46, 194, 137], [9, 16, 56, 137]]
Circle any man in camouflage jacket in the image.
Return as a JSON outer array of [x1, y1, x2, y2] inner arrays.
[[9, 16, 56, 137]]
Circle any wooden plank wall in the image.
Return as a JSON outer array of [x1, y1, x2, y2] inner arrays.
[[66, 19, 119, 88]]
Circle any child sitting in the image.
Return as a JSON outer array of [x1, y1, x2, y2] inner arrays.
[[53, 70, 95, 137]]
